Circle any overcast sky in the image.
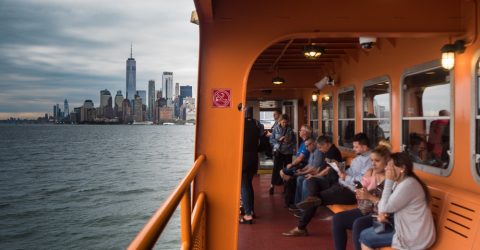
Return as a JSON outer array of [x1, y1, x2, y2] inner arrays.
[[0, 0, 199, 119]]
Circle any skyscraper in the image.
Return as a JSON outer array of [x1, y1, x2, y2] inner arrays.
[[175, 82, 180, 98], [148, 80, 155, 121], [100, 89, 113, 118], [64, 99, 69, 118], [126, 44, 136, 103], [136, 90, 147, 106], [180, 85, 193, 105], [134, 94, 143, 122], [114, 90, 124, 118], [162, 72, 173, 107]]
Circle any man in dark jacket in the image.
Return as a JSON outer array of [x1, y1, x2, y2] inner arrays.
[[240, 107, 260, 223]]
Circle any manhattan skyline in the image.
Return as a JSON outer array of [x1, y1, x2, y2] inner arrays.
[[0, 0, 199, 119]]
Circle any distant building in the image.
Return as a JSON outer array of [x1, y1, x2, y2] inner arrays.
[[162, 72, 173, 107], [53, 105, 57, 120], [81, 100, 95, 122], [99, 89, 113, 119], [136, 90, 146, 106], [159, 107, 174, 121], [114, 90, 124, 118], [64, 99, 69, 118], [148, 80, 155, 121], [134, 94, 143, 122], [126, 44, 136, 102], [83, 99, 94, 108], [175, 82, 180, 98], [122, 99, 132, 123], [181, 97, 196, 121], [180, 85, 193, 106], [156, 90, 162, 100]]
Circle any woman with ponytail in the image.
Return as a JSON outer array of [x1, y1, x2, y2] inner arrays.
[[332, 145, 391, 250], [359, 152, 435, 250]]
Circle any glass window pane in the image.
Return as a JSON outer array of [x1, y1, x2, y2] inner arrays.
[[403, 68, 451, 117], [363, 82, 390, 119], [476, 121, 480, 176], [338, 120, 355, 148], [363, 120, 388, 149], [339, 90, 355, 119], [322, 120, 333, 138], [402, 119, 450, 169], [476, 59, 480, 176], [321, 95, 334, 138]]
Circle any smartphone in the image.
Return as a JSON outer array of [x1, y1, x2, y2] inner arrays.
[[354, 180, 363, 189]]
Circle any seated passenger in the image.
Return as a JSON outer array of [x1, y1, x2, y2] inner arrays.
[[280, 125, 312, 207], [359, 152, 435, 250], [332, 145, 390, 250], [288, 138, 323, 206], [282, 133, 371, 237]]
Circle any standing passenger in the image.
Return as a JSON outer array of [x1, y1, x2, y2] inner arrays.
[[269, 114, 295, 195], [240, 107, 260, 224]]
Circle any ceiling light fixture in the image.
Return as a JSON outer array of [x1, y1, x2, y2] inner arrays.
[[303, 44, 325, 60], [323, 94, 330, 101], [272, 76, 285, 85], [441, 40, 465, 70]]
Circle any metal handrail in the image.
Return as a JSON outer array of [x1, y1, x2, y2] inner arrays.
[[128, 154, 206, 250]]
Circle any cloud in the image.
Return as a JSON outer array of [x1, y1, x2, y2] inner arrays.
[[0, 0, 198, 116]]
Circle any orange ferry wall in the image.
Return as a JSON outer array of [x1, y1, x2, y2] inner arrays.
[[193, 0, 478, 249]]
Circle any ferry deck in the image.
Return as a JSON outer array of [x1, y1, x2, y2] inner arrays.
[[128, 0, 480, 249]]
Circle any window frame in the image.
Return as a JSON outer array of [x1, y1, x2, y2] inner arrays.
[[321, 92, 334, 138], [310, 99, 319, 136], [470, 52, 480, 184], [400, 60, 454, 176], [361, 75, 392, 147], [337, 86, 356, 150]]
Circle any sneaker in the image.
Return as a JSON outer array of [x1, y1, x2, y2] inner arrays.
[[296, 196, 322, 210], [282, 227, 308, 237]]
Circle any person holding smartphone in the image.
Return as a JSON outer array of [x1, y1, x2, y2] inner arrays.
[[331, 145, 390, 250]]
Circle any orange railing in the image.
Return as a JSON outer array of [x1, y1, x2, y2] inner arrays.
[[128, 155, 207, 250]]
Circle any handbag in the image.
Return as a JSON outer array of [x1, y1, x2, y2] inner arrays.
[[273, 127, 288, 157]]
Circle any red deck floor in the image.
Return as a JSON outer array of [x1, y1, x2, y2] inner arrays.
[[238, 174, 354, 250]]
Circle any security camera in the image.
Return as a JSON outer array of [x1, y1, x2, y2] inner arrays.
[[359, 37, 377, 50]]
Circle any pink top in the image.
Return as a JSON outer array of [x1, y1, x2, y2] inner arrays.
[[361, 173, 378, 191]]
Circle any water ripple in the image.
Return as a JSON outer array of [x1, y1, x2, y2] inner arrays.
[[0, 124, 194, 250]]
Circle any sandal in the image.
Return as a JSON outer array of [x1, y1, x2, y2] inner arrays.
[[239, 216, 253, 224]]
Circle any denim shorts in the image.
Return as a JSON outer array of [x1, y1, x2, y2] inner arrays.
[[359, 226, 394, 248]]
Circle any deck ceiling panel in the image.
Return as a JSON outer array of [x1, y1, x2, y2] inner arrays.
[[209, 0, 462, 34]]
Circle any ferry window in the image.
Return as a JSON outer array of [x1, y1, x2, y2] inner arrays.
[[259, 111, 275, 130], [402, 66, 452, 172], [363, 80, 390, 149], [321, 94, 333, 138], [475, 58, 480, 179], [338, 88, 355, 148], [310, 100, 319, 137]]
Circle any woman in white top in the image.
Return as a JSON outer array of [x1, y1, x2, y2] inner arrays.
[[360, 152, 436, 250]]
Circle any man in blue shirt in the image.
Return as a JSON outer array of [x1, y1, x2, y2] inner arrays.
[[280, 125, 312, 207]]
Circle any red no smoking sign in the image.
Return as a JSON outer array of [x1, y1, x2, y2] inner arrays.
[[212, 89, 231, 108]]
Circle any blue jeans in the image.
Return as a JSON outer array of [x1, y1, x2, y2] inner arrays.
[[294, 175, 309, 204], [332, 208, 373, 250], [359, 226, 394, 248], [241, 171, 254, 215]]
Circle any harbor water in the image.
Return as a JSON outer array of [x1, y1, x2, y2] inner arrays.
[[0, 124, 195, 250]]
